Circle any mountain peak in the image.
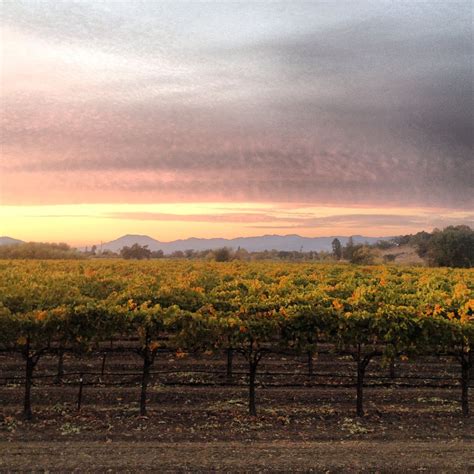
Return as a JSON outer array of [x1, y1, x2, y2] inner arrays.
[[0, 236, 24, 246], [122, 234, 151, 238], [97, 234, 387, 254]]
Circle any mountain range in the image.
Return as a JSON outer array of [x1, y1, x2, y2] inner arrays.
[[0, 236, 24, 246], [93, 234, 389, 254], [0, 234, 391, 254]]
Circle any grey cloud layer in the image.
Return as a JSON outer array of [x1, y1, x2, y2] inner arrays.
[[32, 210, 472, 231], [2, 1, 472, 207]]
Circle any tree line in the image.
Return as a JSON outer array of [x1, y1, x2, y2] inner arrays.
[[1, 226, 472, 267], [331, 226, 474, 268]]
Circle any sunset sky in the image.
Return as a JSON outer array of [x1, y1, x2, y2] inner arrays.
[[1, 1, 472, 246]]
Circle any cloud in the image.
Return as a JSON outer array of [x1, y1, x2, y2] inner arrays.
[[105, 211, 279, 223], [251, 213, 474, 230], [104, 210, 474, 232], [1, 1, 472, 211]]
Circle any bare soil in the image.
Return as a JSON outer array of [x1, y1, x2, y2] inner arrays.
[[1, 351, 473, 472]]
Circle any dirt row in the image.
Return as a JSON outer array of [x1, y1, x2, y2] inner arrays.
[[1, 350, 473, 471], [2, 440, 473, 472]]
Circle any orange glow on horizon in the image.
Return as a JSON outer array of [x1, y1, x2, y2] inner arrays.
[[1, 203, 471, 247]]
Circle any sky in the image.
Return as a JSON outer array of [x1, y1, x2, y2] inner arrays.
[[1, 1, 473, 245]]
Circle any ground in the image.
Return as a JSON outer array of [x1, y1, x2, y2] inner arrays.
[[1, 350, 473, 472], [3, 440, 473, 472], [375, 244, 425, 265]]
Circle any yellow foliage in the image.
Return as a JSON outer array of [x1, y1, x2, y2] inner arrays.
[[332, 299, 343, 311], [149, 341, 160, 352], [453, 282, 469, 301], [35, 310, 48, 321]]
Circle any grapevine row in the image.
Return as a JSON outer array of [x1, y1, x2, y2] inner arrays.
[[0, 260, 472, 419]]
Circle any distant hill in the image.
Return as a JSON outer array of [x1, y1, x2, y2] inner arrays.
[[0, 236, 24, 246], [97, 234, 388, 254], [97, 234, 161, 252], [375, 244, 425, 265]]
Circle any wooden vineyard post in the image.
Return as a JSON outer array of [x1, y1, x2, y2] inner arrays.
[[469, 350, 474, 379], [23, 353, 34, 421], [139, 348, 153, 416], [55, 349, 65, 385], [101, 353, 107, 379], [226, 348, 233, 383], [389, 357, 396, 379], [307, 350, 314, 377], [77, 373, 84, 412], [248, 359, 257, 416], [461, 353, 470, 417]]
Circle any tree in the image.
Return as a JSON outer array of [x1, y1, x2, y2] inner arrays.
[[214, 247, 232, 262], [0, 242, 83, 259], [332, 238, 342, 260], [425, 226, 474, 268], [412, 231, 433, 257], [120, 244, 152, 260], [374, 240, 395, 250], [342, 236, 355, 260], [350, 245, 374, 264], [234, 247, 250, 261]]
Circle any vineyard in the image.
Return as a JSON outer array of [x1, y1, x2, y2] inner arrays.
[[1, 259, 472, 420], [1, 259, 473, 470]]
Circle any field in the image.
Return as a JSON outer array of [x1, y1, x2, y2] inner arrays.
[[1, 259, 473, 471], [2, 349, 473, 471]]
